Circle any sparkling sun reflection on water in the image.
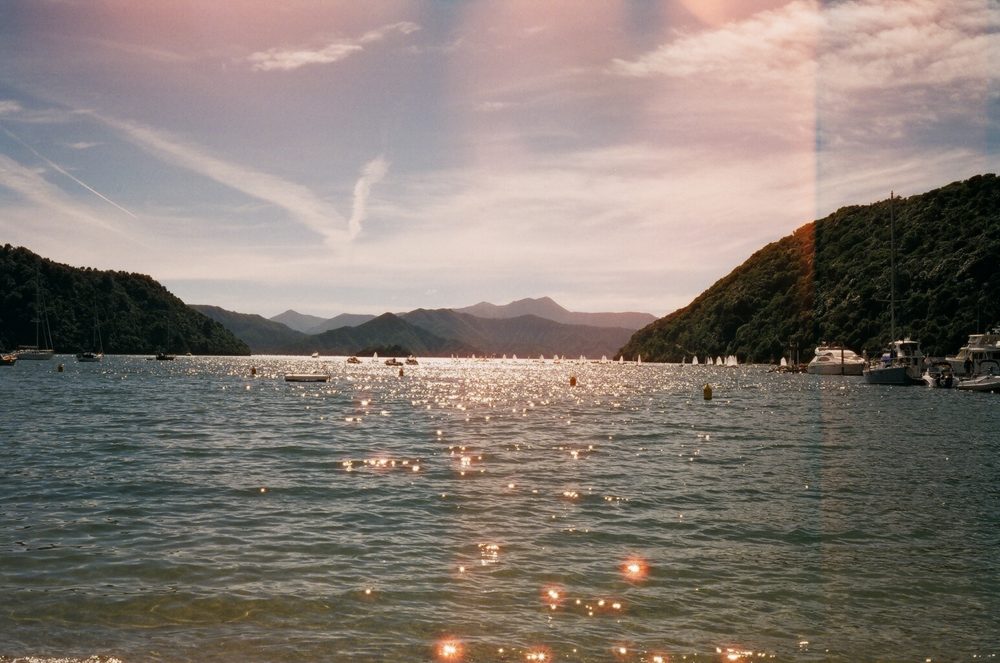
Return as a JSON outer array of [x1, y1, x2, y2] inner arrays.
[[1, 356, 999, 662]]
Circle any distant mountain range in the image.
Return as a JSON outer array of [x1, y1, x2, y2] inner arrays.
[[195, 302, 640, 357], [271, 310, 377, 334], [0, 242, 652, 359], [269, 297, 655, 335], [453, 297, 657, 329]]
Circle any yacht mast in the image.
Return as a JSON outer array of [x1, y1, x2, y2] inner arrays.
[[889, 191, 896, 342]]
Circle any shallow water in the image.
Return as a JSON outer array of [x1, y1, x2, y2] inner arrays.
[[1, 356, 998, 662]]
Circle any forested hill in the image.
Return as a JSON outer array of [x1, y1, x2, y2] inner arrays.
[[620, 174, 1000, 362], [0, 245, 250, 355]]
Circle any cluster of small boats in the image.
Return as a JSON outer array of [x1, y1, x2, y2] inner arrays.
[[802, 330, 1000, 393]]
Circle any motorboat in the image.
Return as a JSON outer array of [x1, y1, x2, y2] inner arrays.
[[76, 351, 103, 362], [405, 356, 419, 365], [956, 360, 1000, 392], [922, 361, 955, 388], [385, 358, 403, 366], [807, 344, 865, 375], [155, 352, 175, 361], [945, 329, 1000, 378], [1, 353, 16, 366], [346, 356, 361, 364], [863, 339, 925, 385]]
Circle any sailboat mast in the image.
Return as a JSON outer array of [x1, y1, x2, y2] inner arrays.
[[34, 271, 41, 348], [889, 191, 896, 342]]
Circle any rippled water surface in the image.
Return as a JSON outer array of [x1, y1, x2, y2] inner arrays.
[[2, 356, 999, 662]]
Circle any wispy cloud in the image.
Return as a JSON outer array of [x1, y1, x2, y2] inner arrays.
[[246, 22, 419, 72], [91, 113, 351, 242], [0, 154, 124, 234], [348, 157, 389, 239], [0, 100, 23, 115]]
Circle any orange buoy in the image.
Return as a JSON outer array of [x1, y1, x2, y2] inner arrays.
[[703, 383, 713, 400]]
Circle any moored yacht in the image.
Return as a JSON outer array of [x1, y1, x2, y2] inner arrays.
[[863, 339, 925, 385], [807, 344, 865, 375], [945, 329, 1000, 377]]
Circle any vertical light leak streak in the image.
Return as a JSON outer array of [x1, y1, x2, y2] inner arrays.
[[0, 123, 138, 218]]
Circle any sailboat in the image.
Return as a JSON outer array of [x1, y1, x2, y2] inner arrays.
[[864, 192, 924, 385], [77, 303, 104, 362], [17, 269, 55, 360], [155, 312, 176, 360]]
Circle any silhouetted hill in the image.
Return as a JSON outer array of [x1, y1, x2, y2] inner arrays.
[[270, 309, 326, 333], [402, 308, 634, 357], [620, 174, 1000, 362], [0, 245, 250, 355], [192, 305, 306, 353], [295, 313, 476, 356], [455, 296, 656, 330], [306, 313, 377, 334]]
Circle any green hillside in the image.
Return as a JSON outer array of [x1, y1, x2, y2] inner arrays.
[[0, 245, 250, 355], [620, 174, 1000, 362]]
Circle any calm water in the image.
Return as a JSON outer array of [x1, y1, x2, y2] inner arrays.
[[1, 356, 998, 662]]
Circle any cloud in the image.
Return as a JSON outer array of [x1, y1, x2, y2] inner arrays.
[[347, 157, 389, 239], [246, 21, 419, 72], [90, 113, 353, 243], [612, 0, 998, 95], [67, 141, 101, 150], [0, 100, 23, 115]]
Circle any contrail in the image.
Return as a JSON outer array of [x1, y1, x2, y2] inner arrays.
[[0, 122, 137, 218]]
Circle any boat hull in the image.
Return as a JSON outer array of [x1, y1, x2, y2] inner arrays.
[[863, 365, 923, 385], [16, 349, 54, 360], [956, 376, 1000, 393], [285, 373, 330, 382], [807, 361, 864, 376]]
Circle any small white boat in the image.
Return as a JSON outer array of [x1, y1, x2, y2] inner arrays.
[[285, 373, 330, 382], [76, 351, 103, 362], [923, 362, 955, 388]]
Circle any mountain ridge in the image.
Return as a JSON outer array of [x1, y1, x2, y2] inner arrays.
[[0, 245, 250, 355], [619, 174, 1000, 362]]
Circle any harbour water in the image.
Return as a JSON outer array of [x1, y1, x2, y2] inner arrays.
[[1, 356, 998, 662]]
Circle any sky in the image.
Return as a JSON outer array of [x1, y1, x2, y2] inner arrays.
[[0, 0, 997, 319]]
